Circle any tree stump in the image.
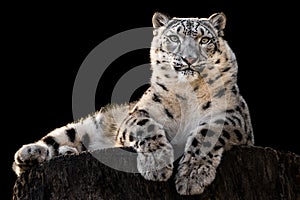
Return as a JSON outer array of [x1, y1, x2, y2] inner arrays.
[[12, 146, 300, 200]]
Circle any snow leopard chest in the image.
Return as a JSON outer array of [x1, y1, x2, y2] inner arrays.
[[134, 83, 218, 141]]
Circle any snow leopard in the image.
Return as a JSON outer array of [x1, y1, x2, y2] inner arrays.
[[13, 12, 254, 195]]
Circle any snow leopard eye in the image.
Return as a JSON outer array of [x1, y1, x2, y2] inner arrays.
[[168, 35, 180, 43], [199, 37, 211, 45]]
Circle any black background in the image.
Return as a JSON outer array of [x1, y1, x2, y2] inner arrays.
[[3, 1, 299, 199]]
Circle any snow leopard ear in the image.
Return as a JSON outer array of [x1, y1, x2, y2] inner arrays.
[[208, 12, 226, 36], [152, 12, 170, 28]]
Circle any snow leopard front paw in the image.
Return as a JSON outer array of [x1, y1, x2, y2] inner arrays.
[[175, 161, 216, 195], [13, 143, 51, 176], [174, 148, 222, 195], [137, 150, 174, 181], [136, 134, 174, 181]]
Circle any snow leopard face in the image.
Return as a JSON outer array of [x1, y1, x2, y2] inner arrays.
[[150, 12, 228, 80]]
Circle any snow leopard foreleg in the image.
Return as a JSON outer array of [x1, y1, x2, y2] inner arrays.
[[175, 124, 226, 195], [117, 115, 174, 181]]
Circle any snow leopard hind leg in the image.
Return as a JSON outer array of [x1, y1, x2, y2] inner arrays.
[[13, 104, 130, 176]]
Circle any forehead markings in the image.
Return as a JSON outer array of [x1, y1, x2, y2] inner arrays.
[[166, 19, 181, 29], [200, 21, 218, 38], [165, 19, 217, 38]]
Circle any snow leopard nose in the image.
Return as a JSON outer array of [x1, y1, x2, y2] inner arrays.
[[182, 56, 197, 65]]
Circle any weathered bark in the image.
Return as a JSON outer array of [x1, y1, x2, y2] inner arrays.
[[13, 146, 300, 200]]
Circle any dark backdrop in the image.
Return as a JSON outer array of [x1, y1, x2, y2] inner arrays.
[[3, 1, 298, 199]]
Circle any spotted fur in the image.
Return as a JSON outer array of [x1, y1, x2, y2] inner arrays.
[[13, 12, 254, 195]]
